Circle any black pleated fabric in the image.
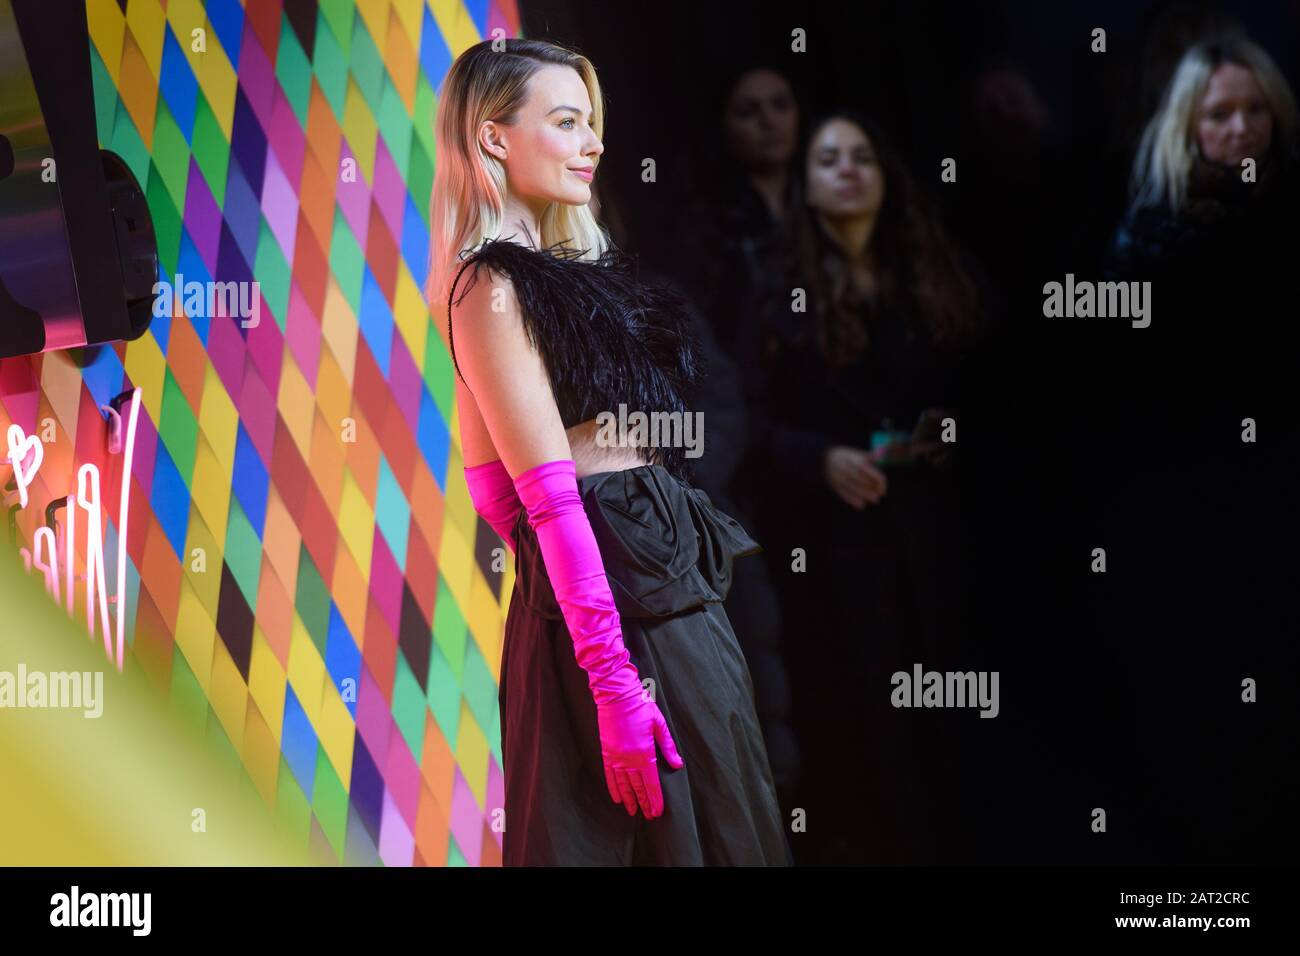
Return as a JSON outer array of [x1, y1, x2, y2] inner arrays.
[[498, 464, 794, 866]]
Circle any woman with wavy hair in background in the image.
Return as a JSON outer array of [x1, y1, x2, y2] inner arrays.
[[732, 108, 983, 864], [428, 38, 791, 866]]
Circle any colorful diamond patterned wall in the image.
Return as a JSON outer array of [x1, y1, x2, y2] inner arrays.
[[0, 0, 521, 866]]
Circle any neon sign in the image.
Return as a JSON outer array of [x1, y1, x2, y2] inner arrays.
[[4, 387, 142, 671]]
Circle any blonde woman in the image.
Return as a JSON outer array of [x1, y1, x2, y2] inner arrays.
[[428, 38, 791, 866], [1108, 34, 1298, 280]]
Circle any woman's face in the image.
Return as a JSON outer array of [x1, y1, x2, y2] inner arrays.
[[488, 65, 604, 208], [1195, 62, 1273, 167], [723, 69, 799, 171], [804, 119, 886, 221]]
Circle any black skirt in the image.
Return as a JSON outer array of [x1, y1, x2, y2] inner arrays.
[[499, 464, 794, 866]]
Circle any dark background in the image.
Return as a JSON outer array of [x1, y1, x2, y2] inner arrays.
[[518, 0, 1300, 863]]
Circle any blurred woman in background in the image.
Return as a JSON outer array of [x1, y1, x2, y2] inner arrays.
[[734, 109, 983, 863], [1108, 34, 1298, 284]]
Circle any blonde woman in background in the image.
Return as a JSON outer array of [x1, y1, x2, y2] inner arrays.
[[1107, 34, 1298, 281]]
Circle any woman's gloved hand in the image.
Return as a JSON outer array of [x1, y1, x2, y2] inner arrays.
[[591, 662, 683, 818], [513, 458, 684, 818]]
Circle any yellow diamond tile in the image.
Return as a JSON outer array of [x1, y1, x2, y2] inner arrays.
[[195, 31, 238, 138], [455, 704, 489, 805], [87, 0, 127, 84], [247, 628, 287, 745], [276, 349, 315, 462], [392, 264, 428, 363], [430, 0, 482, 55], [173, 575, 217, 693], [190, 434, 231, 548], [286, 614, 326, 726], [467, 569, 505, 683], [197, 364, 238, 470], [124, 0, 167, 79], [118, 29, 159, 150], [336, 468, 375, 574], [123, 332, 167, 424], [314, 345, 352, 433], [208, 636, 249, 749], [163, 0, 210, 73], [391, 0, 425, 44], [356, 0, 392, 56], [437, 504, 474, 624], [317, 682, 356, 787], [341, 80, 378, 184]]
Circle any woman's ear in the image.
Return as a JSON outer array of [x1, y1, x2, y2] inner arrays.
[[480, 120, 508, 161]]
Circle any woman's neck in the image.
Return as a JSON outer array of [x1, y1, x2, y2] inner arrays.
[[747, 167, 789, 223], [816, 210, 878, 270], [501, 196, 547, 247]]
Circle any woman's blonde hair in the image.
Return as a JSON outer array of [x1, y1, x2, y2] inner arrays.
[[427, 38, 610, 310], [1130, 34, 1298, 212]]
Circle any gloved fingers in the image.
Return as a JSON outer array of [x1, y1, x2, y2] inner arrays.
[[653, 709, 684, 769], [636, 766, 665, 818], [604, 762, 622, 806], [627, 764, 657, 819], [614, 767, 639, 816]]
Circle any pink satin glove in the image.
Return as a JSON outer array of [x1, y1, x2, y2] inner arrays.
[[464, 459, 523, 555], [513, 458, 684, 818]]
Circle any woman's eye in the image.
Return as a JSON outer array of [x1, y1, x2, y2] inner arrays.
[[560, 118, 575, 129]]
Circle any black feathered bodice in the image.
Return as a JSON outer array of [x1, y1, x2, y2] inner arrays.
[[447, 237, 706, 483]]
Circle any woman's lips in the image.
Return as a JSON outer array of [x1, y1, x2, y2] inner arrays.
[[570, 168, 594, 182]]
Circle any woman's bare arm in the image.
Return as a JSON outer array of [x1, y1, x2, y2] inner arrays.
[[450, 266, 571, 477]]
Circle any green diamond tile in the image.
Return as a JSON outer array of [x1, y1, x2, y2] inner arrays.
[[150, 97, 191, 213], [224, 496, 262, 608], [109, 98, 152, 196], [377, 78, 412, 178], [313, 11, 349, 120], [90, 44, 117, 146], [431, 575, 467, 684], [328, 211, 365, 314], [145, 160, 183, 278], [294, 544, 331, 655], [407, 136, 433, 220], [310, 748, 348, 857], [348, 17, 384, 115], [191, 90, 230, 207], [275, 17, 313, 128], [427, 642, 461, 744], [159, 367, 199, 485], [254, 218, 292, 332], [392, 654, 427, 758]]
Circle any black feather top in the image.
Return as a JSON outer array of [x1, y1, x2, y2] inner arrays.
[[447, 236, 706, 483]]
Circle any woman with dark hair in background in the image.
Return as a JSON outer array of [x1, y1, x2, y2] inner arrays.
[[733, 109, 983, 864], [672, 62, 804, 352]]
